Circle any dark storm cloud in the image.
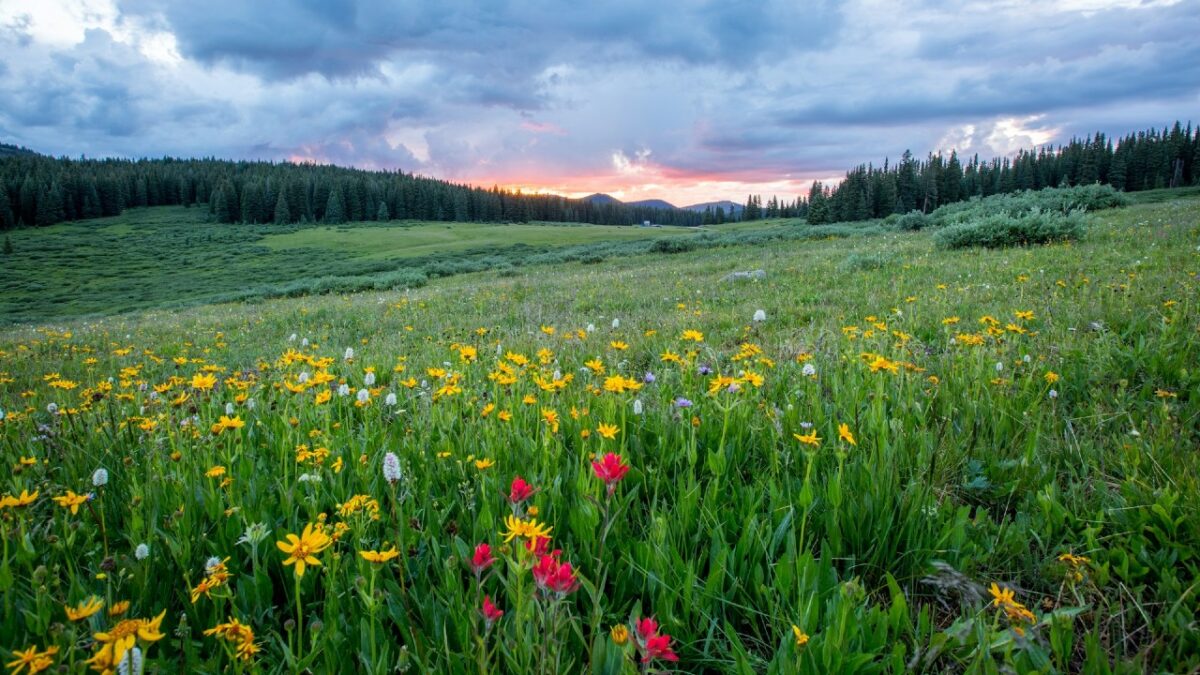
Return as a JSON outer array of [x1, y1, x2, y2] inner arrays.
[[0, 0, 1197, 202], [117, 0, 844, 84]]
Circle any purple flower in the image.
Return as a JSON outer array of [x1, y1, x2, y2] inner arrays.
[[674, 397, 693, 408], [698, 364, 713, 376], [643, 372, 656, 384]]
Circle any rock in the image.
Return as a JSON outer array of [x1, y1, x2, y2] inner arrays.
[[722, 269, 766, 282]]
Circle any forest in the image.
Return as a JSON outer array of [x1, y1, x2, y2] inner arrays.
[[2, 121, 1198, 230]]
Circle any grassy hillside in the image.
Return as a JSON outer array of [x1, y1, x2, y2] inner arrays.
[[0, 207, 795, 324], [0, 193, 1197, 672]]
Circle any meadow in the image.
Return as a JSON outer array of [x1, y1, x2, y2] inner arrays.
[[0, 206, 802, 325], [0, 191, 1198, 673]]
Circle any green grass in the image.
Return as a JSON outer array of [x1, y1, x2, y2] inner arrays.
[[0, 207, 794, 325], [0, 194, 1198, 673]]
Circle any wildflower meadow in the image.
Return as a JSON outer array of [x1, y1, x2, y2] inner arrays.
[[1, 193, 1198, 673]]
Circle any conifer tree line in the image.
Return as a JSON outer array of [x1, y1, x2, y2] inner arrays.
[[739, 121, 1200, 224], [0, 153, 701, 229]]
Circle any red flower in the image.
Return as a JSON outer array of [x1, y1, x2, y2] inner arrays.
[[509, 476, 535, 505], [591, 453, 630, 495], [524, 535, 551, 556], [481, 595, 504, 625], [531, 553, 580, 596], [471, 543, 495, 575], [641, 634, 679, 663], [635, 616, 679, 663]]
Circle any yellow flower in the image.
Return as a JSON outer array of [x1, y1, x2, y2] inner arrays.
[[792, 625, 809, 648], [5, 645, 58, 675], [88, 610, 166, 673], [211, 415, 245, 434], [1014, 310, 1035, 321], [53, 490, 89, 515], [359, 547, 401, 564], [793, 431, 820, 447], [0, 489, 38, 509], [191, 372, 217, 390], [500, 515, 553, 544], [609, 340, 629, 351], [475, 458, 495, 470], [611, 624, 629, 645], [540, 409, 560, 434], [680, 329, 704, 342], [276, 523, 332, 578], [837, 423, 856, 446], [988, 582, 1015, 608], [206, 465, 227, 478], [1044, 371, 1060, 384], [314, 389, 332, 405], [65, 596, 105, 621], [596, 423, 619, 440], [109, 600, 131, 617]]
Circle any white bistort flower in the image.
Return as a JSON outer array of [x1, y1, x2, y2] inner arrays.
[[135, 543, 150, 561], [385, 392, 398, 406], [801, 363, 816, 377], [338, 384, 351, 396], [344, 347, 355, 361], [92, 468, 109, 487], [364, 371, 376, 386], [753, 309, 767, 322], [356, 389, 370, 404], [383, 452, 402, 483]]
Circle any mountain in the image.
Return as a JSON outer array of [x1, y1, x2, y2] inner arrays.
[[682, 200, 744, 215], [626, 199, 676, 210], [581, 193, 621, 205]]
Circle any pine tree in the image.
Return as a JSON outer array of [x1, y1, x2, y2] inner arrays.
[[3, 235, 12, 254], [376, 201, 389, 222], [325, 188, 346, 224], [274, 191, 291, 224]]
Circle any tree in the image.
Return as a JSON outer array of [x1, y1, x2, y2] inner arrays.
[[274, 191, 291, 224], [376, 201, 389, 222], [3, 235, 12, 254], [325, 187, 346, 224]]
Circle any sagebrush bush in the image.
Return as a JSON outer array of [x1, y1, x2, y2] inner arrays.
[[935, 208, 1085, 249], [932, 184, 1127, 227], [892, 211, 930, 231]]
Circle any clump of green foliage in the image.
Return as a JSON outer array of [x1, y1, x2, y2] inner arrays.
[[935, 208, 1086, 249]]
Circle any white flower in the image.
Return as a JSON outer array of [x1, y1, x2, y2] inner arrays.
[[611, 318, 620, 329], [0, 407, 6, 421], [338, 384, 351, 396], [117, 646, 143, 675], [1022, 354, 1032, 363], [385, 392, 397, 406], [288, 333, 297, 342], [301, 338, 309, 347], [344, 347, 355, 361], [298, 371, 310, 384], [134, 543, 150, 561], [1048, 389, 1058, 399], [47, 402, 59, 415], [205, 556, 223, 573], [753, 309, 767, 322], [246, 399, 257, 410], [632, 399, 643, 415], [383, 452, 402, 483], [994, 361, 1004, 372], [586, 323, 595, 333], [364, 371, 376, 386], [298, 473, 321, 483], [225, 402, 235, 415], [237, 522, 270, 547], [356, 389, 370, 403], [92, 468, 109, 487], [801, 363, 816, 377]]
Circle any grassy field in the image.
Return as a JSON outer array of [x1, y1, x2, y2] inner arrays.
[[0, 207, 794, 325], [0, 193, 1198, 673]]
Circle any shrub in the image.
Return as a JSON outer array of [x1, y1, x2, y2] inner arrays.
[[892, 211, 930, 231], [935, 209, 1085, 249], [649, 237, 697, 254]]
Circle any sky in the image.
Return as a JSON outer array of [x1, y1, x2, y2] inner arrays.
[[1, 0, 1198, 207]]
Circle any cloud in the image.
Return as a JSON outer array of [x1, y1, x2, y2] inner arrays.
[[0, 0, 1196, 205]]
